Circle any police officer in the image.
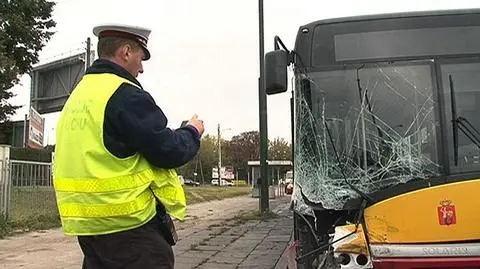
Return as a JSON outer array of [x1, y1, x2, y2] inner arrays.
[[53, 24, 204, 269]]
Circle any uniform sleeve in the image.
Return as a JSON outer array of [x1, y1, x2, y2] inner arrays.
[[105, 83, 200, 169]]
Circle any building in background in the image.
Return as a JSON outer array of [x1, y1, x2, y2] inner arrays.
[[0, 107, 45, 148]]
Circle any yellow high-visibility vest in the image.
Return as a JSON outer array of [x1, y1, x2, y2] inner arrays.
[[53, 72, 186, 236]]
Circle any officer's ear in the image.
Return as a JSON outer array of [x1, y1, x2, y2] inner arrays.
[[124, 42, 142, 61], [125, 44, 132, 56], [120, 43, 134, 61]]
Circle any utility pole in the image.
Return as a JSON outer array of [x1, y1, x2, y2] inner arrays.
[[258, 0, 269, 215], [199, 158, 205, 185], [86, 37, 91, 69], [194, 155, 199, 183], [290, 90, 295, 180], [23, 114, 28, 148], [217, 123, 222, 186]]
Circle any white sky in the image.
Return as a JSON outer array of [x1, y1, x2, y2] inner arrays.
[[8, 0, 480, 145]]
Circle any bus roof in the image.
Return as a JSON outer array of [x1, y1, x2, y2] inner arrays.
[[293, 8, 480, 67], [301, 8, 480, 29]]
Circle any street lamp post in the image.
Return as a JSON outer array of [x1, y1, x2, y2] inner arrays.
[[217, 124, 221, 186], [258, 0, 269, 215]]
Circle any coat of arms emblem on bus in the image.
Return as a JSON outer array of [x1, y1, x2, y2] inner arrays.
[[437, 199, 456, 226]]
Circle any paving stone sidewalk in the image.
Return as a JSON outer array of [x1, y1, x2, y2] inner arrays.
[[173, 196, 293, 269]]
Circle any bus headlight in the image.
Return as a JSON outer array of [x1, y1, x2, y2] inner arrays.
[[332, 224, 373, 269]]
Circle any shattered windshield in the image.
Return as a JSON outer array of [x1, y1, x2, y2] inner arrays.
[[293, 62, 442, 214]]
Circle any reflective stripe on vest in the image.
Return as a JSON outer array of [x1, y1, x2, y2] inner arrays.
[[58, 189, 153, 217], [53, 73, 186, 236]]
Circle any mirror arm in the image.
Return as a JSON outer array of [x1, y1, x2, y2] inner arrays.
[[288, 51, 294, 66], [274, 36, 289, 53], [274, 36, 294, 65]]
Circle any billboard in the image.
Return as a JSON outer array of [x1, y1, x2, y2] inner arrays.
[[27, 107, 45, 149], [30, 51, 95, 114], [211, 167, 235, 179]]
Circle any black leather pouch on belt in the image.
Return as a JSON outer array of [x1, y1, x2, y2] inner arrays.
[[155, 201, 178, 246]]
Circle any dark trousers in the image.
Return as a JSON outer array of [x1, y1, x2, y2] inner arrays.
[[78, 218, 174, 269]]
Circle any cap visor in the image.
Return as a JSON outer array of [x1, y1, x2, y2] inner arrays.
[[142, 46, 150, 60]]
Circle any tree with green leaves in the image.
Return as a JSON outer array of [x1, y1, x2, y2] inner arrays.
[[0, 0, 56, 122], [178, 134, 219, 184], [268, 137, 292, 161], [224, 131, 260, 179], [178, 131, 293, 183]]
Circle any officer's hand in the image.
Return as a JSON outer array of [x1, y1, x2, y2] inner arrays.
[[187, 114, 204, 136]]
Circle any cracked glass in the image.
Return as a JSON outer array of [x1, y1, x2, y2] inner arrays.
[[293, 62, 442, 214]]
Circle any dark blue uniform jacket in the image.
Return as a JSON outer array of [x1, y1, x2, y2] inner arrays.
[[85, 59, 200, 169]]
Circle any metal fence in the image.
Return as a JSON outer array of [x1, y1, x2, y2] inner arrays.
[[0, 159, 58, 223], [0, 159, 11, 219], [10, 160, 53, 187]]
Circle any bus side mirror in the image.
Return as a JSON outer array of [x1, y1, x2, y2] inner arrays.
[[265, 50, 288, 95]]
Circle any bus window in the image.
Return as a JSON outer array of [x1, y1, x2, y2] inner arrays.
[[441, 61, 480, 173]]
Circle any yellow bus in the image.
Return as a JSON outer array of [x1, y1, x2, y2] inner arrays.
[[265, 8, 480, 269]]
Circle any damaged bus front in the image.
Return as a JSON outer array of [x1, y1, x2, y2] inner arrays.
[[265, 9, 480, 269]]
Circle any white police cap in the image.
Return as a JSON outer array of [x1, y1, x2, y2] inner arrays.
[[93, 24, 152, 60]]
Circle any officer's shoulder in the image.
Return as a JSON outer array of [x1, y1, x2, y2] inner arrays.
[[115, 82, 155, 103]]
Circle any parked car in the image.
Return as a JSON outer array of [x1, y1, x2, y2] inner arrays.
[[211, 179, 234, 186], [184, 179, 200, 186]]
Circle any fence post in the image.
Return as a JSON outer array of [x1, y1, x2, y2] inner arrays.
[[50, 151, 54, 186], [0, 145, 11, 220]]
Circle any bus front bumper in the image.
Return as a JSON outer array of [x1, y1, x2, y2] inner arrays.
[[373, 257, 480, 268]]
